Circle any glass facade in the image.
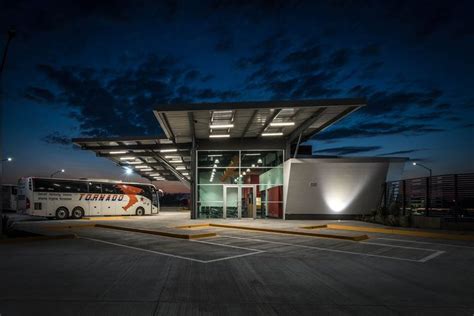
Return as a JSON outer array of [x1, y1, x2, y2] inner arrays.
[[196, 150, 284, 219]]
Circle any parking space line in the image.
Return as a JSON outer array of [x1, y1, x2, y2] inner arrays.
[[80, 236, 207, 263], [418, 250, 446, 263], [80, 236, 264, 264], [360, 240, 441, 252], [375, 237, 474, 249], [218, 235, 441, 263], [191, 239, 264, 252], [204, 251, 265, 263]]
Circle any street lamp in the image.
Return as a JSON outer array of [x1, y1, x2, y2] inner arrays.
[[50, 169, 65, 178], [412, 162, 433, 216]]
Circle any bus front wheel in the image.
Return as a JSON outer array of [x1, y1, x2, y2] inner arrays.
[[71, 207, 84, 219], [136, 207, 145, 216], [55, 207, 69, 220]]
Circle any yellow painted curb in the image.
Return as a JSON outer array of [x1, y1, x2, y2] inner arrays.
[[46, 224, 96, 230], [175, 223, 212, 229], [95, 224, 216, 239], [326, 224, 474, 241], [0, 234, 77, 244], [175, 223, 368, 241], [300, 225, 328, 229]]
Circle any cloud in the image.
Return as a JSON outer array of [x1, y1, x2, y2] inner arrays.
[[317, 146, 382, 155], [359, 44, 380, 57], [378, 149, 424, 156], [32, 54, 240, 137], [42, 132, 71, 145], [316, 121, 444, 141], [362, 88, 443, 116], [23, 86, 56, 103]]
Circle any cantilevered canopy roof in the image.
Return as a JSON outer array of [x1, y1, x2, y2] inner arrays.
[[154, 98, 365, 144], [73, 136, 191, 184], [74, 98, 365, 184]]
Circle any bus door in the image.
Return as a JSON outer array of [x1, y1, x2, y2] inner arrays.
[[88, 182, 103, 216]]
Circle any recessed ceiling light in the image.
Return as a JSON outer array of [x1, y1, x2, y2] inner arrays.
[[269, 122, 295, 127], [209, 134, 230, 138], [160, 149, 177, 153], [119, 157, 136, 160], [134, 165, 149, 169], [261, 132, 284, 137], [176, 166, 186, 170], [210, 124, 234, 129], [109, 151, 127, 154], [169, 159, 183, 163]]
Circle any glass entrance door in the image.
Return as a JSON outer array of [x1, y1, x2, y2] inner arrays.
[[224, 185, 256, 219], [241, 186, 255, 218], [224, 186, 239, 218]]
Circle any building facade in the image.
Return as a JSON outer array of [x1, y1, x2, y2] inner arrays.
[[73, 98, 406, 219]]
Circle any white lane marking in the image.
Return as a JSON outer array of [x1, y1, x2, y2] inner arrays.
[[418, 250, 446, 263], [80, 236, 263, 264], [218, 235, 439, 263], [375, 237, 474, 249], [191, 239, 264, 252], [80, 237, 207, 263]]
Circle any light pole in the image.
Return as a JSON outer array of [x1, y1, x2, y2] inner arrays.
[[412, 162, 433, 216], [1, 28, 16, 236], [50, 169, 65, 178]]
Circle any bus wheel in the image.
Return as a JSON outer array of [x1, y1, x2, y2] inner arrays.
[[55, 207, 69, 220], [136, 207, 145, 216], [71, 207, 84, 219]]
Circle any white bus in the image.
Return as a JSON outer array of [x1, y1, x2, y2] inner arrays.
[[17, 177, 160, 219], [1, 184, 18, 212]]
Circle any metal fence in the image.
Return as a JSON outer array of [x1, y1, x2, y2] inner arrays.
[[384, 173, 474, 217]]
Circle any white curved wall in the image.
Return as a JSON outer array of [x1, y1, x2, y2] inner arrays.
[[283, 158, 400, 217]]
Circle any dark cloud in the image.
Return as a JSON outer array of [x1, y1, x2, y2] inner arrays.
[[378, 149, 423, 156], [359, 44, 380, 57], [23, 86, 56, 103], [317, 146, 382, 155], [42, 132, 71, 145], [363, 88, 443, 116], [316, 121, 444, 141], [214, 31, 234, 53], [328, 48, 351, 68], [32, 55, 239, 137]]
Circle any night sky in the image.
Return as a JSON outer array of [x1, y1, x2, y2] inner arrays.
[[1, 1, 473, 193]]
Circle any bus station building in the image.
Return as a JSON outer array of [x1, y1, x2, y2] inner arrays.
[[73, 99, 405, 220]]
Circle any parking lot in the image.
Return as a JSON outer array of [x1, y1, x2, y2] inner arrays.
[[1, 212, 474, 315]]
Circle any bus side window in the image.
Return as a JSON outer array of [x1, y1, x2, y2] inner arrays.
[[88, 182, 102, 193], [33, 179, 57, 192], [102, 183, 119, 194]]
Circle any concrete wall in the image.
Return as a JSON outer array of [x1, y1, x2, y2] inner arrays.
[[283, 158, 399, 218]]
